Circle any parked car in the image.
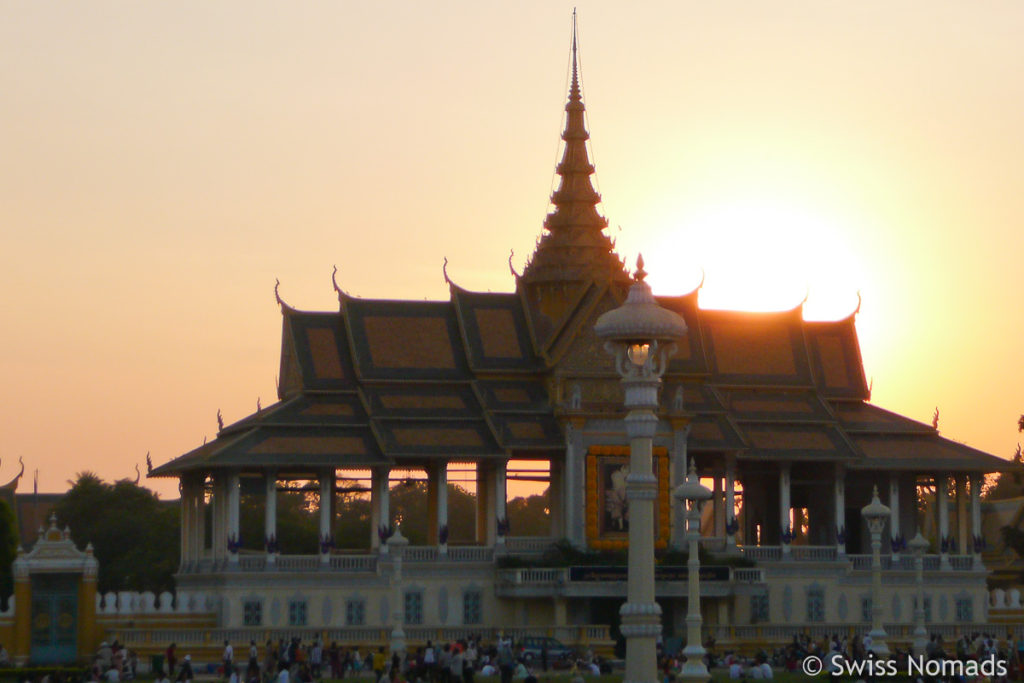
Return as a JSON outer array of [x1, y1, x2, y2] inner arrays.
[[518, 636, 575, 666]]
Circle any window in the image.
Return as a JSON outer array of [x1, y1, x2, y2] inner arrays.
[[955, 598, 973, 623], [861, 597, 872, 623], [404, 591, 423, 625], [463, 590, 482, 625], [288, 600, 307, 626], [751, 595, 769, 624], [806, 588, 825, 622], [345, 599, 365, 626], [913, 596, 932, 623], [243, 600, 262, 626]]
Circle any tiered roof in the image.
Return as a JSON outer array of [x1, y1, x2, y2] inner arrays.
[[150, 27, 1006, 479]]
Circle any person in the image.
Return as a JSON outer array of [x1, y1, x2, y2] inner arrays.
[[372, 647, 387, 679], [177, 655, 194, 683], [248, 641, 259, 675], [105, 666, 120, 683], [496, 641, 514, 683], [166, 644, 178, 680], [450, 647, 464, 683], [224, 641, 235, 678], [310, 640, 323, 679], [276, 661, 289, 683], [0, 643, 9, 666]]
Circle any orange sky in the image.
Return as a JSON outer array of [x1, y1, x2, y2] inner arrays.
[[2, 3, 1022, 499]]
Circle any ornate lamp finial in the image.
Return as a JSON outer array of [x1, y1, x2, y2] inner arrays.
[[634, 254, 647, 282]]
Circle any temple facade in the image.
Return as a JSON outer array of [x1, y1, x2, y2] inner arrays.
[[148, 36, 1010, 651]]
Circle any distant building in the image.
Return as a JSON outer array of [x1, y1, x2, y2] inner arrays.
[[148, 35, 1010, 650]]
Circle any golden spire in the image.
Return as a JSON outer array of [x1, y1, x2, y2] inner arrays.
[[522, 11, 628, 286]]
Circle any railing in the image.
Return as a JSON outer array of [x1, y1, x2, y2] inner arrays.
[[115, 625, 613, 651], [504, 537, 557, 554], [330, 555, 378, 572], [732, 568, 765, 583], [707, 623, 1024, 643], [448, 546, 494, 562], [405, 547, 439, 562], [742, 546, 782, 561], [848, 554, 970, 571], [789, 546, 837, 561], [498, 568, 567, 585]]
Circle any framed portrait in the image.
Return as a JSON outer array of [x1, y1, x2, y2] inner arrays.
[[585, 445, 670, 550]]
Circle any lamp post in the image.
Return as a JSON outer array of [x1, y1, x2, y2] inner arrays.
[[595, 256, 687, 683], [908, 532, 929, 657], [387, 528, 409, 659], [674, 461, 712, 683], [861, 486, 890, 658]]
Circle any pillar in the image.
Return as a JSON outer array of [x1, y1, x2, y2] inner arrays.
[[319, 469, 333, 563], [12, 557, 29, 665], [495, 459, 508, 545], [427, 461, 449, 551], [476, 463, 492, 545], [725, 456, 737, 551], [180, 481, 191, 566], [265, 470, 277, 562], [549, 459, 563, 538], [193, 478, 206, 560], [889, 474, 901, 556], [713, 475, 724, 538], [227, 470, 240, 563], [835, 465, 846, 556], [565, 421, 587, 546], [937, 475, 950, 570], [780, 463, 791, 555], [670, 424, 690, 547], [956, 475, 968, 555], [372, 467, 391, 552], [970, 473, 983, 568], [211, 474, 225, 560], [78, 554, 99, 658]]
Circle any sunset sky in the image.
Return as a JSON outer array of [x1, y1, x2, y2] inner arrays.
[[2, 3, 1022, 499]]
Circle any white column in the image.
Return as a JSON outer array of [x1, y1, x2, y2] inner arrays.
[[565, 423, 587, 546], [194, 480, 206, 559], [970, 473, 983, 568], [180, 482, 191, 566], [713, 475, 724, 538], [780, 463, 791, 555], [264, 470, 277, 563], [211, 475, 225, 560], [889, 474, 901, 556], [549, 459, 563, 538], [937, 475, 951, 570], [955, 475, 968, 554], [436, 462, 449, 553], [725, 456, 737, 551], [495, 459, 508, 545], [835, 465, 846, 556], [372, 467, 392, 553], [670, 425, 690, 548], [227, 470, 240, 563], [319, 470, 333, 564]]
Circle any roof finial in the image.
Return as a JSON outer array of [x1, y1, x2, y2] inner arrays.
[[133, 463, 140, 485], [216, 409, 224, 432], [634, 254, 647, 282], [508, 249, 520, 278], [854, 289, 862, 315], [274, 279, 294, 311], [332, 265, 351, 303], [571, 8, 579, 99], [442, 257, 452, 286], [146, 452, 153, 476]]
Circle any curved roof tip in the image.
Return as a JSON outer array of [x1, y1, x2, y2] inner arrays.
[[274, 279, 294, 312], [133, 463, 141, 485], [332, 265, 353, 303], [508, 249, 520, 279], [442, 256, 453, 287], [146, 451, 153, 476], [0, 456, 24, 491]]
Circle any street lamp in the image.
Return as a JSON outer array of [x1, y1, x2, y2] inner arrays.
[[595, 255, 688, 683], [861, 486, 891, 658], [908, 532, 929, 657], [674, 461, 712, 683]]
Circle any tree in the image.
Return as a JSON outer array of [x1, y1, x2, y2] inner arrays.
[[507, 489, 550, 536], [986, 416, 1024, 500], [53, 472, 179, 594], [0, 498, 18, 608]]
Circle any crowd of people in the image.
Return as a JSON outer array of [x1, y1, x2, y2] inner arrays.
[[151, 636, 611, 683]]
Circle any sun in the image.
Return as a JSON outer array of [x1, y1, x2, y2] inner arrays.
[[641, 196, 864, 320]]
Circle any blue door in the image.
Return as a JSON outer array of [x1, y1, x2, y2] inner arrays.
[[30, 575, 78, 664]]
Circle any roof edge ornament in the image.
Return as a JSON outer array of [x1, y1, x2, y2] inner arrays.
[[332, 265, 352, 303], [133, 463, 140, 485], [146, 451, 153, 476], [0, 457, 24, 492], [508, 249, 520, 278], [274, 279, 293, 311], [443, 256, 453, 287]]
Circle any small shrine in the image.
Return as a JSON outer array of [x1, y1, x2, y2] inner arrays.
[[10, 515, 98, 665]]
